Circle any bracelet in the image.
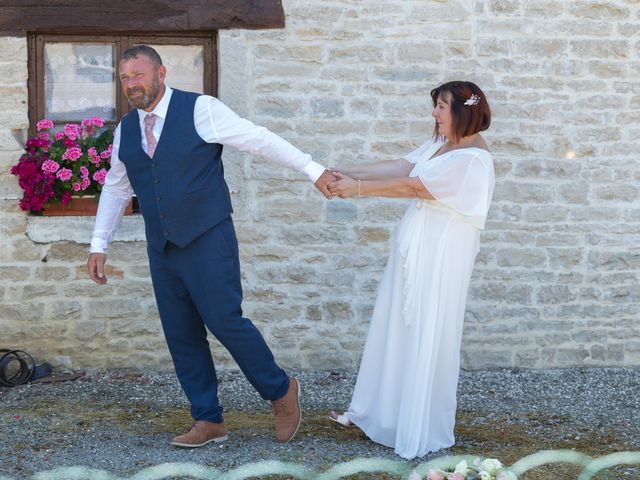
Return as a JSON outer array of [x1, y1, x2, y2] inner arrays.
[[357, 179, 361, 198]]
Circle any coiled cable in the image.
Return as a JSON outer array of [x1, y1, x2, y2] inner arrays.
[[0, 349, 36, 387]]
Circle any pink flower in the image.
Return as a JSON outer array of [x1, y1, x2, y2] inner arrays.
[[36, 119, 54, 131], [427, 471, 445, 480], [91, 116, 105, 127], [56, 168, 73, 181], [37, 132, 50, 141], [41, 160, 60, 173], [91, 155, 102, 166], [87, 147, 98, 156], [79, 166, 89, 178], [62, 147, 82, 161], [11, 156, 55, 211], [55, 131, 65, 141], [92, 168, 107, 185], [63, 138, 77, 148], [60, 191, 72, 206], [100, 149, 111, 159], [72, 182, 82, 192], [63, 123, 81, 140], [81, 177, 91, 190]]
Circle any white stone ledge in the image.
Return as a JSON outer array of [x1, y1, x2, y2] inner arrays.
[[26, 215, 146, 244]]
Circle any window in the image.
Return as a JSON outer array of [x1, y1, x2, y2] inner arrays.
[[28, 34, 217, 133]]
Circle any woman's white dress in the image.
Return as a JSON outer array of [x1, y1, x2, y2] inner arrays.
[[345, 137, 495, 460]]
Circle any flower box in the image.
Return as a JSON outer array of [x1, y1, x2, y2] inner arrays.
[[41, 196, 133, 217], [11, 117, 115, 214]]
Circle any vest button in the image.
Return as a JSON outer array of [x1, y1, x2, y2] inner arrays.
[[154, 179, 159, 184], [152, 163, 157, 167], [156, 196, 161, 202], [164, 232, 169, 236], [159, 213, 165, 219]]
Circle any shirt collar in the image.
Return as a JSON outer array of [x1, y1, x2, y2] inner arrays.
[[137, 86, 173, 122]]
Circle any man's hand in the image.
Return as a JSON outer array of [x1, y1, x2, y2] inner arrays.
[[87, 253, 108, 285], [314, 169, 338, 199]]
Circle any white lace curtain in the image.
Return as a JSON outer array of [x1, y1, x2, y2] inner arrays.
[[44, 43, 204, 122]]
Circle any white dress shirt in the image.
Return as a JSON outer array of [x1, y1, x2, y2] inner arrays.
[[90, 87, 326, 253]]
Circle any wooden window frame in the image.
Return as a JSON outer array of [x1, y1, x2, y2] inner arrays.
[[27, 33, 218, 135]]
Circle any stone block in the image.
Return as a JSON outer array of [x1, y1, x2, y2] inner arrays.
[[0, 266, 30, 281], [254, 196, 324, 223], [0, 302, 45, 323], [524, 206, 569, 223], [87, 300, 143, 320], [396, 41, 442, 63], [254, 45, 324, 63], [22, 284, 57, 300], [305, 305, 322, 322], [322, 301, 353, 322], [310, 98, 344, 118], [512, 39, 567, 58], [497, 248, 547, 268], [328, 46, 386, 63], [74, 319, 107, 341], [594, 184, 639, 202], [569, 2, 630, 20], [570, 40, 629, 58], [493, 181, 554, 203], [588, 251, 640, 271], [355, 227, 390, 244], [255, 97, 305, 119], [547, 248, 584, 269], [523, 0, 566, 17], [279, 225, 353, 245], [35, 266, 70, 281], [462, 350, 513, 369], [325, 200, 358, 224], [49, 301, 82, 321], [537, 285, 577, 304]]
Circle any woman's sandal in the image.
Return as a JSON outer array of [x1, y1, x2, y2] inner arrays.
[[329, 410, 354, 427]]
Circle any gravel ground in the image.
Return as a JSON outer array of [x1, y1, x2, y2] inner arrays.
[[1, 368, 639, 479]]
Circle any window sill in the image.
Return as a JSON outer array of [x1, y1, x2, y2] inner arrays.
[[26, 215, 145, 244]]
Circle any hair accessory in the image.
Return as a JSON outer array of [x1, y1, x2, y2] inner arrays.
[[464, 94, 480, 106]]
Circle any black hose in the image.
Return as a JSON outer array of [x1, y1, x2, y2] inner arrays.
[[0, 349, 36, 387]]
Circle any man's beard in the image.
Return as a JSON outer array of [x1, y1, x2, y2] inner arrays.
[[126, 75, 160, 109]]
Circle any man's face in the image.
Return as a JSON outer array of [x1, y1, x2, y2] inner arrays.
[[119, 55, 165, 110]]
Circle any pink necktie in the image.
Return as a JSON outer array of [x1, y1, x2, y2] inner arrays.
[[144, 113, 157, 158]]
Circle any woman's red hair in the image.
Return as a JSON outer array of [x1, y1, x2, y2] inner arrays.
[[431, 81, 491, 142]]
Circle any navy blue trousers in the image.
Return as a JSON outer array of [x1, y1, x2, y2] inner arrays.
[[147, 217, 289, 423]]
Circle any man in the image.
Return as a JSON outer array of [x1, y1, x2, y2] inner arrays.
[[87, 45, 335, 447]]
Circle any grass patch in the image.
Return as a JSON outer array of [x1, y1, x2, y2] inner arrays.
[[3, 397, 635, 479]]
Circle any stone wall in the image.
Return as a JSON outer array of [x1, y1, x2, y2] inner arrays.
[[1, 0, 639, 371]]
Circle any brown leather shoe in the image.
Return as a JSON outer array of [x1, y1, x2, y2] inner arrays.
[[170, 420, 228, 448], [272, 376, 301, 443]]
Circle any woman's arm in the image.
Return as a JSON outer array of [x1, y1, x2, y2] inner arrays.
[[327, 172, 434, 200], [334, 158, 414, 180]]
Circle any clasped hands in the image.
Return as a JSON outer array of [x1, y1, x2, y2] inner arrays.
[[314, 169, 359, 199]]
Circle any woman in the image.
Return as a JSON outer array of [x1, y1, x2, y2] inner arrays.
[[327, 81, 494, 460]]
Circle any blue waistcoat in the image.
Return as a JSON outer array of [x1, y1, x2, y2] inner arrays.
[[119, 89, 233, 252]]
